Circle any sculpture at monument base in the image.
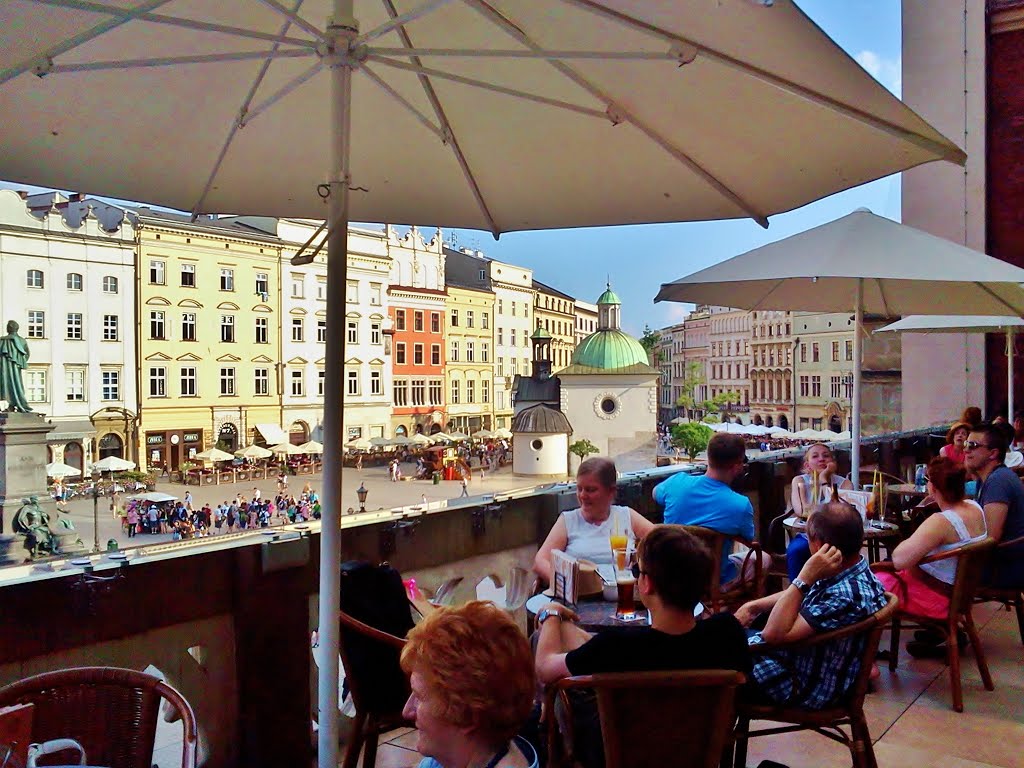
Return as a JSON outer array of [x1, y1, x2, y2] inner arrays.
[[11, 496, 83, 559], [0, 320, 31, 413]]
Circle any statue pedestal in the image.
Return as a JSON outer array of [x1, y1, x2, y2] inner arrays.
[[0, 412, 56, 536]]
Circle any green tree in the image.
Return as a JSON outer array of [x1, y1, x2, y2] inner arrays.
[[639, 325, 662, 363], [674, 361, 707, 417], [670, 422, 713, 460], [568, 439, 599, 462], [704, 390, 740, 420]]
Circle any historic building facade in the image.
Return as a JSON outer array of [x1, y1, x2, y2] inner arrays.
[[749, 310, 794, 430], [792, 312, 855, 432], [445, 281, 495, 434], [490, 258, 534, 429], [532, 279, 576, 371], [574, 299, 598, 346], [707, 306, 752, 422]]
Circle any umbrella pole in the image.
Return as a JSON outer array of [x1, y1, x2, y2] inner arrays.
[[319, 3, 355, 766], [1009, 326, 1016, 421], [851, 280, 863, 490]]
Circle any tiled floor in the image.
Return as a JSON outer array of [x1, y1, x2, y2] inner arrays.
[[347, 601, 1024, 768]]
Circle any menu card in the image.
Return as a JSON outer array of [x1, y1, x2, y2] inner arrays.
[[838, 489, 871, 520], [551, 549, 579, 606]]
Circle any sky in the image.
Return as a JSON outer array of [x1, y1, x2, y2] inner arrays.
[[0, 0, 904, 337]]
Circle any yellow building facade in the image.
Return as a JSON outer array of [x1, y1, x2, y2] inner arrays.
[[532, 280, 576, 371], [445, 284, 496, 433], [135, 213, 283, 472]]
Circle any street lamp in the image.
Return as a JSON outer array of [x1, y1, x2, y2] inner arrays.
[[356, 482, 368, 514], [91, 465, 101, 553]]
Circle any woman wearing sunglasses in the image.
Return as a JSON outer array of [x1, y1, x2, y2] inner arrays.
[[871, 456, 987, 619]]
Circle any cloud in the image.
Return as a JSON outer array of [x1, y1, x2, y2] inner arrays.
[[854, 50, 902, 97]]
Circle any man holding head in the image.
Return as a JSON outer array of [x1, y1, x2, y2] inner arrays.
[[736, 500, 887, 709]]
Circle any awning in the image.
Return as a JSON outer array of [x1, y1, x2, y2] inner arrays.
[[46, 419, 96, 441], [254, 423, 289, 445]]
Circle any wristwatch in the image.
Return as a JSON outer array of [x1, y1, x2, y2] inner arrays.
[[791, 578, 811, 595], [537, 607, 562, 626]]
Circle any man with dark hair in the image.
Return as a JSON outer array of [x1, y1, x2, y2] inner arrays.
[[652, 432, 765, 585], [736, 500, 887, 709], [535, 525, 750, 767]]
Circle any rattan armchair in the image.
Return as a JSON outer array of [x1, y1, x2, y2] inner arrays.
[[874, 537, 997, 712], [546, 669, 746, 768], [733, 593, 898, 768], [677, 525, 767, 613], [0, 666, 197, 768]]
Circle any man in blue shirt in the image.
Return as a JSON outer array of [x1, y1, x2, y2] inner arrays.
[[652, 432, 756, 583]]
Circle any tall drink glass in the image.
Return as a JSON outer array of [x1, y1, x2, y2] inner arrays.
[[615, 570, 637, 620], [609, 513, 629, 569]]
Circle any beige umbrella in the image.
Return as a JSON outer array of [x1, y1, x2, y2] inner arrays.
[[269, 442, 304, 455], [299, 440, 325, 454], [347, 437, 372, 451], [472, 429, 493, 439], [429, 432, 454, 443], [409, 433, 433, 446], [91, 456, 136, 472], [0, 6, 965, 764], [235, 444, 273, 460], [193, 447, 235, 462], [46, 461, 81, 478], [448, 431, 469, 441], [492, 427, 513, 439]]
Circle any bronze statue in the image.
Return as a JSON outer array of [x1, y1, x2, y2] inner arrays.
[[0, 320, 31, 412], [12, 496, 51, 557]]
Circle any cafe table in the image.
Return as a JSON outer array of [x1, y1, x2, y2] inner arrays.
[[782, 515, 901, 564], [525, 593, 705, 632]]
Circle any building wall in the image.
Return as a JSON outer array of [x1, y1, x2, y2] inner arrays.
[[792, 313, 855, 432], [559, 373, 658, 460], [491, 260, 534, 428], [513, 432, 568, 476], [0, 191, 137, 468], [682, 308, 710, 418], [574, 300, 598, 346], [446, 284, 495, 433], [707, 307, 752, 421], [749, 310, 793, 429], [901, 0, 987, 427], [533, 284, 576, 371]]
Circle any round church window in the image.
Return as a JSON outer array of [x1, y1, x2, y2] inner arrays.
[[531, 438, 544, 451], [600, 398, 616, 414]]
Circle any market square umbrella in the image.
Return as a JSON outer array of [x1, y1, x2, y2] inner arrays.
[[193, 447, 236, 462], [299, 439, 325, 453], [656, 209, 1024, 486], [90, 456, 137, 473], [0, 3, 966, 763], [875, 315, 1024, 420], [45, 461, 81, 478], [235, 444, 274, 460]]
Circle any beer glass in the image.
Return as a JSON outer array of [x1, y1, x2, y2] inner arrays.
[[615, 568, 637, 620]]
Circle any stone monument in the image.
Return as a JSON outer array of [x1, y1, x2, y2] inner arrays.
[[0, 320, 82, 562]]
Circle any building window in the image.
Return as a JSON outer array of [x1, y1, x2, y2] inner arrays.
[[221, 314, 235, 342], [832, 340, 840, 362], [467, 379, 476, 403], [511, 302, 516, 317], [482, 379, 490, 403], [812, 343, 819, 362], [220, 268, 234, 291], [255, 273, 269, 296], [291, 277, 304, 298], [149, 260, 165, 284], [831, 375, 841, 399], [180, 263, 196, 287], [394, 379, 408, 406], [395, 309, 406, 330], [346, 369, 358, 396], [799, 343, 807, 363], [846, 339, 854, 361], [182, 312, 197, 341], [346, 280, 358, 303], [369, 283, 381, 305], [811, 375, 821, 397], [27, 310, 45, 339], [799, 375, 809, 397], [370, 368, 382, 395], [26, 369, 47, 403], [66, 313, 83, 340], [255, 316, 268, 344], [180, 366, 197, 396], [396, 342, 406, 364], [450, 309, 459, 327], [466, 310, 474, 328], [149, 311, 165, 340], [479, 268, 486, 281], [317, 278, 327, 300], [431, 312, 440, 333], [149, 366, 166, 397], [466, 341, 475, 362], [318, 320, 327, 343], [510, 329, 516, 347], [65, 367, 85, 402], [414, 311, 424, 332], [411, 379, 425, 405], [450, 341, 459, 362], [292, 317, 304, 342], [431, 344, 440, 366], [220, 367, 236, 396], [414, 343, 424, 365], [318, 369, 326, 396], [254, 367, 270, 396], [451, 380, 460, 404], [101, 369, 120, 401], [347, 319, 358, 344], [482, 312, 489, 329], [26, 269, 44, 289], [292, 369, 305, 396], [370, 322, 381, 345], [429, 379, 442, 406], [481, 343, 490, 363], [103, 276, 119, 294], [497, 328, 504, 345], [66, 273, 83, 291]]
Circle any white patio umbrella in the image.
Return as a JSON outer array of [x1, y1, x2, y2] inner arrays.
[[346, 437, 372, 451], [299, 439, 325, 454], [875, 315, 1024, 420], [391, 435, 413, 446], [90, 456, 136, 473], [128, 491, 178, 503], [270, 442, 304, 455], [492, 427, 513, 439], [448, 431, 470, 441], [235, 444, 273, 460], [471, 429, 493, 439], [429, 432, 454, 443], [369, 436, 392, 447], [656, 209, 1024, 486], [409, 433, 433, 446], [193, 447, 236, 462], [0, 5, 966, 764], [46, 461, 81, 478]]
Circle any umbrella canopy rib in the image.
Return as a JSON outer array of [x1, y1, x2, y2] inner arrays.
[[25, 0, 318, 48], [356, 0, 452, 45], [975, 281, 1024, 317], [0, 0, 173, 86], [558, 0, 966, 165], [368, 47, 679, 60], [380, 0, 499, 237], [873, 276, 893, 318], [466, 0, 769, 227], [361, 65, 447, 140], [255, 0, 328, 42], [48, 47, 316, 73]]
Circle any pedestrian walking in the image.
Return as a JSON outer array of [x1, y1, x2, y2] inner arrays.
[[460, 476, 469, 498]]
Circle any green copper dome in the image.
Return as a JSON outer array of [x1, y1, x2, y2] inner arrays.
[[569, 329, 649, 370], [596, 287, 621, 305], [531, 326, 553, 340]]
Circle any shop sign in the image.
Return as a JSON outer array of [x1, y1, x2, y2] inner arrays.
[[146, 434, 165, 445], [183, 432, 201, 443]]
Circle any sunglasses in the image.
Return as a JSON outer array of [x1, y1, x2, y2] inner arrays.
[[964, 440, 991, 451], [630, 562, 647, 579]]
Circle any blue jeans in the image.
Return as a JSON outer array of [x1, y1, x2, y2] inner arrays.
[[786, 533, 811, 582]]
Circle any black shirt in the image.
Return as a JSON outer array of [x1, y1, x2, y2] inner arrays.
[[565, 612, 751, 678]]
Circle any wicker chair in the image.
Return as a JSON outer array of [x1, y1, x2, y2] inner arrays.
[[0, 666, 197, 768], [338, 610, 413, 768], [677, 525, 767, 613], [874, 537, 997, 712], [974, 533, 1024, 646], [546, 669, 746, 768], [733, 593, 898, 768]]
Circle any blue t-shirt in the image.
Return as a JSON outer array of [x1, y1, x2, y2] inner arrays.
[[654, 472, 755, 583], [978, 464, 1024, 587]]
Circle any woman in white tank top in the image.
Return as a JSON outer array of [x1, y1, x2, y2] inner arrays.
[[534, 457, 655, 585]]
